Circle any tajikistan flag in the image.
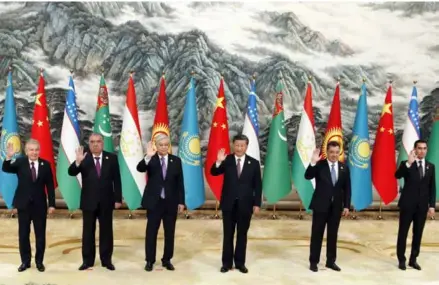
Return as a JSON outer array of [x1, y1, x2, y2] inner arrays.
[[291, 81, 316, 211], [396, 85, 420, 189], [118, 73, 145, 210], [56, 76, 82, 210]]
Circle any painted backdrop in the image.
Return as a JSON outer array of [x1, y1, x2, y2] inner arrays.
[[0, 2, 438, 164]]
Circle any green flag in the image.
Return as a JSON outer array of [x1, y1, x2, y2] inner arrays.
[[262, 79, 292, 203], [93, 75, 114, 152], [426, 107, 439, 200]]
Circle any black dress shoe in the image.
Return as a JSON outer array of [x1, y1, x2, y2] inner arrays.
[[36, 263, 45, 272], [145, 262, 153, 272], [102, 263, 115, 271], [310, 263, 318, 272], [235, 265, 248, 273], [18, 263, 30, 272], [162, 262, 174, 271], [398, 262, 406, 270], [220, 266, 229, 273], [409, 261, 421, 270], [325, 263, 341, 271], [78, 264, 92, 271]]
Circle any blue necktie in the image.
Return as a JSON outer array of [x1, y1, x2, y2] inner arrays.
[[331, 163, 337, 186]]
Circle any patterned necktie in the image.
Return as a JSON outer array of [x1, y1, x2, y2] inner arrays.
[[237, 158, 242, 177], [161, 156, 166, 198], [95, 157, 101, 177], [331, 163, 337, 186], [418, 161, 424, 179], [30, 161, 36, 182]]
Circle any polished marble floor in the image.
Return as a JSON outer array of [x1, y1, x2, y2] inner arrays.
[[0, 212, 438, 285]]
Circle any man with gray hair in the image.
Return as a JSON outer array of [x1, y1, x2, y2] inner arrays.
[[137, 133, 185, 272], [2, 139, 55, 272]]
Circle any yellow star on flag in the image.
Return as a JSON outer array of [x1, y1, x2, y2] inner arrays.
[[381, 103, 392, 117], [216, 97, 224, 109]]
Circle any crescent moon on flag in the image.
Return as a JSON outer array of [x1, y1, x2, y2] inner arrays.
[[277, 129, 287, 142], [99, 125, 112, 137]]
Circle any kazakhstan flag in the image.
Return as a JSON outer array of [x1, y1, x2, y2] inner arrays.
[[178, 76, 205, 210], [348, 82, 372, 211], [0, 71, 22, 209]]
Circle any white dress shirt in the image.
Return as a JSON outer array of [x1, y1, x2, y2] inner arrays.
[[328, 160, 339, 180], [235, 155, 245, 174], [144, 154, 168, 167], [93, 153, 103, 166], [406, 158, 425, 175]]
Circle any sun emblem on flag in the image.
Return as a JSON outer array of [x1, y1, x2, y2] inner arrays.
[[1, 131, 21, 159], [322, 127, 344, 160], [178, 132, 201, 166], [349, 135, 370, 169]]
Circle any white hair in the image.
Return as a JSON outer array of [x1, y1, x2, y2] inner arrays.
[[154, 133, 170, 145], [25, 139, 40, 149]]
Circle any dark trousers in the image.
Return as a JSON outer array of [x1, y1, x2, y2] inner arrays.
[[82, 203, 114, 265], [397, 206, 427, 263], [17, 203, 47, 265], [221, 200, 252, 268], [309, 203, 342, 265], [145, 198, 177, 263]]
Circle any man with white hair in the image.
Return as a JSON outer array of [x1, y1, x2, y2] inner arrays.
[[137, 133, 185, 272], [2, 139, 55, 272]]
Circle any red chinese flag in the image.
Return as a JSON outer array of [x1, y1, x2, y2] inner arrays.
[[31, 72, 57, 188], [371, 85, 397, 204], [321, 82, 344, 162], [204, 77, 230, 200], [151, 74, 171, 152]]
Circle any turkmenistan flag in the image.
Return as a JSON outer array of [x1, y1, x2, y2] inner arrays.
[[56, 76, 82, 210], [291, 81, 315, 211], [426, 107, 439, 200], [262, 79, 292, 204], [93, 74, 114, 152], [118, 73, 145, 210]]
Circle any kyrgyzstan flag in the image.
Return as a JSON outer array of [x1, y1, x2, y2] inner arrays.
[[31, 70, 57, 189], [321, 81, 344, 161], [371, 83, 397, 204], [204, 77, 230, 201], [151, 73, 171, 152]]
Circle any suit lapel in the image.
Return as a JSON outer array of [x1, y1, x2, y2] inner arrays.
[[322, 160, 333, 186], [165, 155, 172, 180], [36, 158, 42, 180], [100, 152, 109, 179]]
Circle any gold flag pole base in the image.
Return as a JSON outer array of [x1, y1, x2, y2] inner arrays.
[[10, 212, 15, 219], [69, 212, 74, 219], [128, 211, 133, 219], [184, 210, 191, 219], [377, 199, 383, 220], [351, 209, 357, 220], [213, 201, 220, 219], [298, 199, 303, 220], [271, 205, 278, 220]]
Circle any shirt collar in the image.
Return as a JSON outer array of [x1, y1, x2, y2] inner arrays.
[[159, 154, 168, 160], [29, 159, 38, 164], [93, 153, 103, 160], [235, 154, 245, 161], [327, 159, 338, 166]]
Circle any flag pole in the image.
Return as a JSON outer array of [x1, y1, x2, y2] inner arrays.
[[377, 198, 383, 220], [298, 200, 303, 220], [351, 209, 357, 220], [214, 201, 220, 219], [184, 209, 190, 219], [271, 204, 277, 219]]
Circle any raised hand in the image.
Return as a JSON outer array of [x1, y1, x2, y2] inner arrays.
[[146, 141, 156, 157], [311, 148, 321, 164], [75, 146, 87, 165], [217, 148, 227, 163], [5, 142, 16, 159], [407, 149, 416, 165]]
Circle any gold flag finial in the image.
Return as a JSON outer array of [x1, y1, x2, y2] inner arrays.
[[8, 65, 12, 72], [69, 69, 74, 75], [129, 69, 134, 77], [190, 70, 195, 76], [389, 79, 393, 84], [308, 75, 312, 81], [101, 67, 105, 74], [220, 72, 224, 79], [413, 80, 417, 85], [252, 73, 256, 80], [362, 77, 366, 83]]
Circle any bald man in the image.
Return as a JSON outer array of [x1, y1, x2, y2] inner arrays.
[[137, 134, 185, 272]]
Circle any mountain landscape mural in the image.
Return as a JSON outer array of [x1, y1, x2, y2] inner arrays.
[[0, 1, 438, 165]]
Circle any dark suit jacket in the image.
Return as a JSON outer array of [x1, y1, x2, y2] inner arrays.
[[210, 154, 262, 214], [68, 151, 122, 211], [2, 157, 55, 211], [304, 160, 351, 213], [395, 160, 436, 211], [137, 154, 185, 211]]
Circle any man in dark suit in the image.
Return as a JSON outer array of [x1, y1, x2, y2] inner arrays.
[[395, 139, 436, 271], [304, 141, 351, 272], [2, 139, 55, 272], [68, 133, 122, 271], [210, 134, 262, 274], [137, 134, 185, 272]]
